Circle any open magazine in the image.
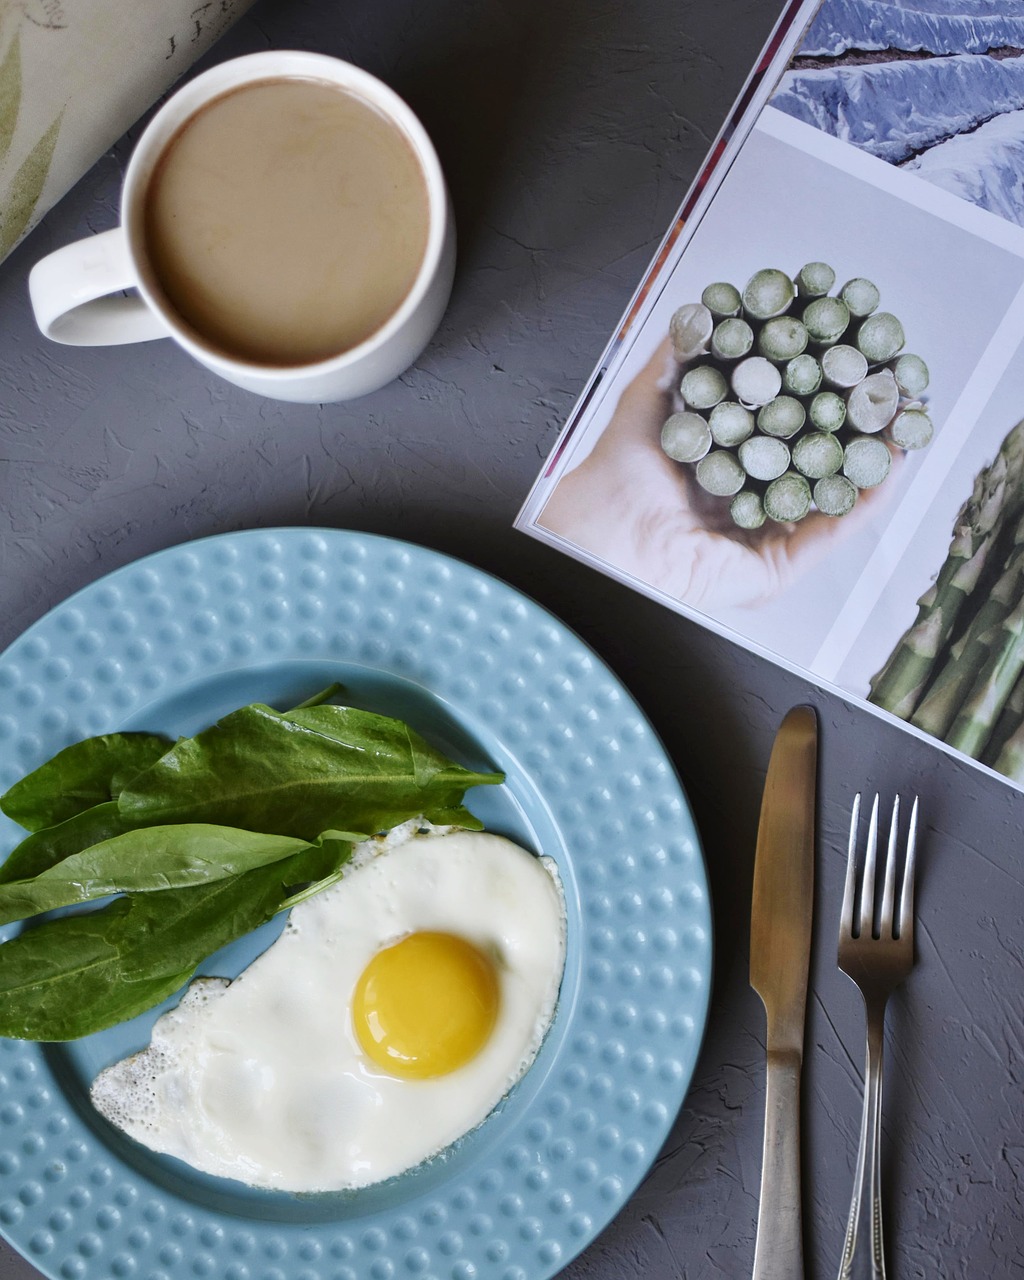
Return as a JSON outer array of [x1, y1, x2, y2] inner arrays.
[[516, 0, 1024, 789]]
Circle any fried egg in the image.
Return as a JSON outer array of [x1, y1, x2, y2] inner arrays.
[[90, 828, 566, 1192]]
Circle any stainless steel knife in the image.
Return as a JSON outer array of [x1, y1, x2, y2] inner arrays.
[[749, 704, 817, 1280]]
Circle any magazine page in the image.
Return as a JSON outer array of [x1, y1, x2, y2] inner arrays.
[[516, 0, 1024, 789]]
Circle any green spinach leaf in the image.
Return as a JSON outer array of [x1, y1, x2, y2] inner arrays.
[[119, 703, 501, 839], [0, 824, 349, 926], [0, 801, 135, 884], [0, 838, 352, 1040], [1, 733, 171, 832]]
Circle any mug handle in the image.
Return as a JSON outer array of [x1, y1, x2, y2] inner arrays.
[[28, 228, 170, 346]]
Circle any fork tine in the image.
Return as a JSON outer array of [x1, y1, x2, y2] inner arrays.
[[841, 792, 861, 936], [880, 795, 901, 939], [898, 796, 919, 942], [859, 794, 880, 938]]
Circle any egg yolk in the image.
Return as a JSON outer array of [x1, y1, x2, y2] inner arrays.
[[353, 931, 500, 1079]]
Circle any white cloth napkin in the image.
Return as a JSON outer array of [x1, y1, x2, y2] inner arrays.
[[0, 0, 256, 264]]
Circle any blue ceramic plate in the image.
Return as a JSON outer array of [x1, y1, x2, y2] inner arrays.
[[0, 529, 711, 1280]]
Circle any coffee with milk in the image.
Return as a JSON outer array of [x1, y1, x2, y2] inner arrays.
[[144, 76, 430, 366]]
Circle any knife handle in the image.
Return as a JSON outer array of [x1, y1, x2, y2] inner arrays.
[[752, 1049, 804, 1280]]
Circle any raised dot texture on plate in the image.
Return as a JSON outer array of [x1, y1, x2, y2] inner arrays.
[[0, 528, 710, 1280]]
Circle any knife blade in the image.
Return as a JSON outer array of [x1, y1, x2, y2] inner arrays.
[[749, 704, 817, 1280]]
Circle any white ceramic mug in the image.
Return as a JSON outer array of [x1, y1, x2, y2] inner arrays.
[[28, 51, 455, 403]]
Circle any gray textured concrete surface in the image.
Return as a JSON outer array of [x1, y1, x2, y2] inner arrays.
[[1, 0, 1023, 1277]]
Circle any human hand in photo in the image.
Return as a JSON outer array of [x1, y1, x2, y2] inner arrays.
[[539, 338, 895, 611]]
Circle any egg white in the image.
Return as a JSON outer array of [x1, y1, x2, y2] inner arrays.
[[90, 828, 566, 1192]]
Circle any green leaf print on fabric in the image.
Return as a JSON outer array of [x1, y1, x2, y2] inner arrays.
[[0, 33, 20, 164], [0, 107, 62, 258]]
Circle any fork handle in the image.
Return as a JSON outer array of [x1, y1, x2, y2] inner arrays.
[[838, 999, 887, 1280], [752, 1049, 804, 1280]]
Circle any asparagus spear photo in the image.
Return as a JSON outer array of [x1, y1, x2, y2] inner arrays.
[[868, 419, 1024, 777], [910, 521, 1024, 740], [709, 402, 754, 447], [869, 424, 1024, 719], [809, 391, 846, 432], [944, 595, 1024, 759], [701, 281, 741, 318], [669, 302, 715, 361], [989, 685, 1024, 781], [783, 353, 822, 396], [796, 261, 835, 298], [813, 473, 857, 518], [840, 277, 881, 318], [712, 318, 754, 361], [661, 412, 712, 463], [981, 667, 1024, 773]]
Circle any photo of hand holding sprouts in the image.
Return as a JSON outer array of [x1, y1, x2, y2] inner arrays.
[[541, 259, 934, 612], [660, 262, 932, 528]]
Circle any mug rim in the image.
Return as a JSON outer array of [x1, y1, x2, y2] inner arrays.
[[121, 50, 449, 379]]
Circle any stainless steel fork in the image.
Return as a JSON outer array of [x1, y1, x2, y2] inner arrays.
[[836, 793, 919, 1280]]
